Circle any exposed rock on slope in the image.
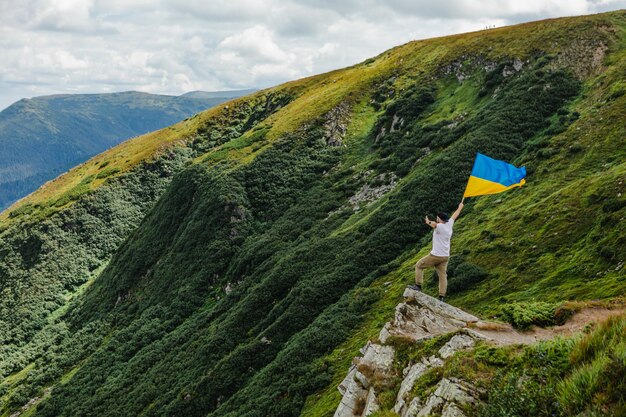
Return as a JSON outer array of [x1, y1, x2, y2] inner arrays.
[[324, 102, 351, 146], [334, 289, 484, 417], [347, 173, 398, 211], [379, 289, 479, 343], [333, 288, 626, 417]]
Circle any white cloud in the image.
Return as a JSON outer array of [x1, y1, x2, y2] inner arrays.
[[217, 26, 290, 64], [0, 0, 625, 110]]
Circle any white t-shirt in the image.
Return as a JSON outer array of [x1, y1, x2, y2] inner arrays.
[[431, 218, 454, 257]]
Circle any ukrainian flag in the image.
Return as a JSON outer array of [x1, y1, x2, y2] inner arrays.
[[463, 153, 526, 198]]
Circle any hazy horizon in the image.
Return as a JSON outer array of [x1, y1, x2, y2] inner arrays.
[[1, 0, 625, 110]]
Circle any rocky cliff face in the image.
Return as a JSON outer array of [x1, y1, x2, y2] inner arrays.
[[333, 289, 488, 417]]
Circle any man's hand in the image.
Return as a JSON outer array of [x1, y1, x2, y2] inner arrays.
[[424, 216, 436, 229], [451, 201, 464, 221]]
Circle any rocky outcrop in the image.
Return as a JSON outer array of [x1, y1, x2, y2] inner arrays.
[[347, 173, 398, 210], [393, 355, 444, 415], [324, 102, 351, 146], [334, 289, 483, 417], [393, 332, 484, 417], [502, 58, 524, 77], [550, 36, 610, 79], [374, 112, 404, 142], [379, 289, 479, 343], [404, 377, 483, 417], [390, 114, 405, 132], [438, 333, 476, 359], [326, 172, 399, 219], [440, 55, 500, 83], [335, 342, 395, 417]]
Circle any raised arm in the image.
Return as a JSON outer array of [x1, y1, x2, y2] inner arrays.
[[451, 201, 464, 221], [424, 215, 437, 229]]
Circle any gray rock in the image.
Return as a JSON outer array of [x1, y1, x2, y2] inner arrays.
[[423, 355, 445, 368], [338, 365, 357, 395], [334, 343, 395, 417], [334, 289, 484, 417], [404, 397, 423, 417], [355, 370, 370, 389], [379, 290, 478, 344], [390, 114, 405, 132], [502, 65, 516, 77], [412, 378, 479, 417], [335, 366, 369, 417], [324, 102, 350, 146], [359, 341, 395, 371], [363, 387, 380, 416], [394, 362, 430, 414], [438, 333, 476, 359], [347, 173, 398, 210], [379, 302, 461, 343], [433, 378, 477, 404], [404, 289, 479, 323], [442, 402, 467, 417], [416, 393, 445, 416], [484, 62, 497, 72]]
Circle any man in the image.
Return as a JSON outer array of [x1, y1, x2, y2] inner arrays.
[[408, 201, 464, 302]]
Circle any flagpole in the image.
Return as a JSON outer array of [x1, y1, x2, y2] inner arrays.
[[462, 153, 479, 201]]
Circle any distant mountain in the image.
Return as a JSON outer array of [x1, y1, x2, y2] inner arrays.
[[0, 90, 253, 210], [181, 89, 257, 99]]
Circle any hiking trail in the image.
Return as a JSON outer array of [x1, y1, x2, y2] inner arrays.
[[333, 288, 624, 417]]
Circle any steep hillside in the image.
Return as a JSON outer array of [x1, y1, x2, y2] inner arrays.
[[0, 90, 253, 211], [0, 11, 624, 417]]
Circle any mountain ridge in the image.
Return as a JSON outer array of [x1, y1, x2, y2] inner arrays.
[[0, 10, 624, 417], [0, 89, 254, 211]]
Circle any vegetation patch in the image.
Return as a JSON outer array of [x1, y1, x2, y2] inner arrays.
[[497, 301, 560, 329]]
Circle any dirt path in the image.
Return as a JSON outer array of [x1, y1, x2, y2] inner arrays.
[[469, 307, 626, 346], [332, 290, 625, 417]]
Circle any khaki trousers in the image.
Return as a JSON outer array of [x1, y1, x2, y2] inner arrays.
[[415, 253, 449, 296]]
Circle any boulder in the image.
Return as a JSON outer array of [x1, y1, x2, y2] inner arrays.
[[359, 342, 395, 371], [379, 290, 478, 344], [404, 289, 479, 323], [438, 333, 476, 359], [433, 378, 478, 404]]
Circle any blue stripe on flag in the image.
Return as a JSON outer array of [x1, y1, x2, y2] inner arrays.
[[470, 153, 526, 186]]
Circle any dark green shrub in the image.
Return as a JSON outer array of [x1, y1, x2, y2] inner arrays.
[[447, 262, 488, 293], [474, 344, 509, 366], [498, 302, 558, 329]]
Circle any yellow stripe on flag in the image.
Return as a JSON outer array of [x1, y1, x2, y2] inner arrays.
[[463, 176, 526, 198]]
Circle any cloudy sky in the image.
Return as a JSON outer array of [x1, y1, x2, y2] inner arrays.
[[1, 0, 624, 110]]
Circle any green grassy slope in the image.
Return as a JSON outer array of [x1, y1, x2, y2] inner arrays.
[[0, 10, 624, 417]]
